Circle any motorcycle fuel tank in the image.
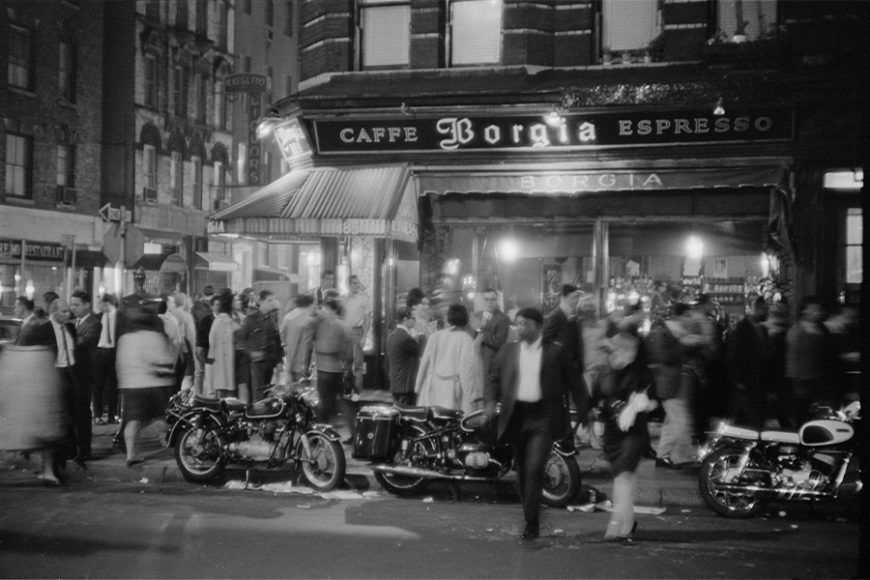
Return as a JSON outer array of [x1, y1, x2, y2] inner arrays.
[[799, 420, 854, 446]]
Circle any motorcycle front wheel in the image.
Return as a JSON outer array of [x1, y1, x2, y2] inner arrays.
[[298, 432, 346, 491], [175, 425, 226, 483], [541, 450, 582, 507], [699, 447, 767, 518], [374, 424, 432, 496]]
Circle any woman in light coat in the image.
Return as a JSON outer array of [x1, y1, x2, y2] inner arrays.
[[207, 292, 239, 398], [415, 303, 483, 413]]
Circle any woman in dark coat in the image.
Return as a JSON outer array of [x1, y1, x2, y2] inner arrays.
[[596, 329, 652, 542]]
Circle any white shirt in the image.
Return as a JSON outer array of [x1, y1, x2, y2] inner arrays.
[[517, 337, 543, 402], [52, 321, 75, 368], [98, 309, 116, 348]]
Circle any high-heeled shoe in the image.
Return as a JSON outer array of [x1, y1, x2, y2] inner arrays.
[[604, 521, 637, 543]]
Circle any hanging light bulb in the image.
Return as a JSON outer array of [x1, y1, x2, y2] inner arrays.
[[713, 97, 725, 116]]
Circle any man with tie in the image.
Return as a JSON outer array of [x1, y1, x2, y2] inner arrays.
[[70, 291, 101, 464], [48, 298, 77, 467], [471, 288, 511, 378], [484, 307, 581, 541], [93, 293, 120, 424], [13, 296, 39, 343]]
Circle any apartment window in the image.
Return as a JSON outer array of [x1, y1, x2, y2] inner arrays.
[[56, 144, 75, 187], [285, 75, 293, 95], [143, 54, 159, 107], [243, 56, 252, 72], [196, 0, 208, 35], [192, 156, 203, 209], [449, 0, 502, 66], [176, 0, 189, 28], [172, 65, 187, 116], [213, 160, 225, 209], [284, 1, 294, 36], [5, 133, 32, 198], [8, 26, 34, 90], [845, 208, 862, 284], [146, 0, 161, 21], [360, 2, 410, 68], [190, 72, 207, 121], [216, 1, 228, 48], [244, 0, 252, 14], [58, 41, 76, 102], [602, 0, 660, 52], [214, 75, 227, 130], [170, 151, 184, 205], [717, 0, 778, 41], [265, 0, 274, 27], [143, 144, 157, 190]]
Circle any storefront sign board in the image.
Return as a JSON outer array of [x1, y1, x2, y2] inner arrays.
[[311, 108, 793, 154], [0, 239, 65, 262]]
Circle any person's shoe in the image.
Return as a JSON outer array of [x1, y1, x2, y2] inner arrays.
[[643, 446, 657, 460], [126, 457, 146, 468], [604, 521, 637, 543], [94, 417, 107, 426], [655, 456, 677, 469], [521, 520, 539, 541], [72, 455, 89, 470]]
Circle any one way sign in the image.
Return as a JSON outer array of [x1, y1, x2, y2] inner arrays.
[[98, 203, 131, 223]]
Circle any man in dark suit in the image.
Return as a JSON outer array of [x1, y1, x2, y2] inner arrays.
[[727, 296, 770, 429], [70, 290, 101, 464], [542, 284, 588, 441], [471, 288, 511, 377], [386, 306, 420, 406], [485, 307, 582, 541]]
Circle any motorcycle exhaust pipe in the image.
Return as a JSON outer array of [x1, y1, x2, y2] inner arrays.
[[711, 483, 834, 499], [371, 464, 495, 482]]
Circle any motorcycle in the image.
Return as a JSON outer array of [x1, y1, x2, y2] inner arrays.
[[352, 404, 582, 506], [697, 401, 862, 518], [172, 383, 347, 491]]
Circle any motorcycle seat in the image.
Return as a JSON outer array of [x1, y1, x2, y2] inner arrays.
[[395, 405, 431, 422], [430, 407, 462, 422], [221, 397, 249, 413], [192, 395, 222, 412], [719, 424, 800, 444], [760, 430, 800, 444]]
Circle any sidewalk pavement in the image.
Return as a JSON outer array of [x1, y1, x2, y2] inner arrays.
[[0, 390, 703, 510]]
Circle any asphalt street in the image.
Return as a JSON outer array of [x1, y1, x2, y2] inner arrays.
[[0, 477, 858, 579]]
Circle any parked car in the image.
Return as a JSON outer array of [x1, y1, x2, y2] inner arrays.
[[0, 316, 22, 353]]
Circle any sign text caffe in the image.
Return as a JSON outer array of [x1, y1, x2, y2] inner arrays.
[[311, 108, 794, 154]]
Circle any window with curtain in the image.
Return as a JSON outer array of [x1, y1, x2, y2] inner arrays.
[[8, 26, 33, 90], [214, 75, 227, 130], [602, 0, 660, 52], [845, 208, 862, 284], [143, 54, 158, 107], [5, 133, 32, 198], [360, 2, 410, 68], [450, 0, 502, 66], [143, 144, 157, 190], [172, 65, 187, 116], [58, 41, 76, 102], [216, 1, 228, 48], [170, 150, 184, 205], [56, 144, 75, 187], [717, 0, 778, 41], [192, 156, 203, 210]]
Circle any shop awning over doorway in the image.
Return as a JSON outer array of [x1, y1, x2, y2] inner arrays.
[[194, 252, 240, 272], [132, 253, 188, 274], [209, 164, 417, 243]]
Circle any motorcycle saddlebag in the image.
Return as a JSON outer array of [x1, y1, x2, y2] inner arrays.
[[353, 405, 399, 460]]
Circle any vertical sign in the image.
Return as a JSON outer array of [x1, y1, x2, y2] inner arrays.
[[225, 73, 268, 187]]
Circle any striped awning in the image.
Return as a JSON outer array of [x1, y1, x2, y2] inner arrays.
[[208, 164, 417, 242]]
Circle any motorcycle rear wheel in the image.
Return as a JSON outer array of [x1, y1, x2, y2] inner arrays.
[[699, 447, 767, 518], [541, 450, 582, 507], [298, 432, 346, 492], [374, 425, 431, 496], [175, 425, 226, 483]]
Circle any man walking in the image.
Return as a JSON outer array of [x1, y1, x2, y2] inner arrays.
[[237, 290, 282, 401], [343, 275, 371, 396], [70, 291, 101, 465], [93, 294, 119, 424], [280, 294, 316, 384], [471, 288, 511, 377], [484, 308, 581, 541], [386, 306, 420, 405]]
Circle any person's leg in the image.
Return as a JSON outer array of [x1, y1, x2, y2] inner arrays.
[[73, 372, 93, 458], [40, 448, 60, 483], [605, 471, 637, 539], [124, 420, 140, 462], [521, 423, 551, 527], [105, 352, 119, 422], [316, 371, 340, 423], [351, 328, 365, 392], [657, 398, 677, 459], [194, 347, 206, 395], [92, 350, 108, 421]]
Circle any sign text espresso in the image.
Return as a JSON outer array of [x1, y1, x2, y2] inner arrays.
[[312, 108, 792, 154]]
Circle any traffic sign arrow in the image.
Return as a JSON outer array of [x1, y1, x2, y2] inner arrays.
[[98, 203, 112, 223]]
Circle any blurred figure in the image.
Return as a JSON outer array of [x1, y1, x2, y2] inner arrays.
[[232, 291, 253, 402], [115, 304, 175, 467], [201, 296, 221, 397], [825, 303, 860, 402], [407, 289, 437, 346], [343, 275, 372, 395], [48, 298, 78, 467], [0, 297, 67, 485], [764, 301, 793, 428], [311, 298, 354, 440], [168, 292, 196, 391], [312, 270, 336, 306], [726, 296, 770, 429], [785, 297, 834, 425], [13, 296, 37, 338], [416, 303, 483, 413], [386, 306, 420, 406], [70, 291, 101, 464], [208, 292, 239, 399], [191, 285, 215, 393], [157, 298, 183, 385], [237, 290, 282, 402], [470, 288, 511, 378], [93, 293, 120, 424], [280, 294, 316, 384], [596, 331, 652, 542]]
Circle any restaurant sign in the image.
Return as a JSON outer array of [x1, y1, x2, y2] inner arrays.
[[311, 108, 793, 154], [0, 239, 66, 262]]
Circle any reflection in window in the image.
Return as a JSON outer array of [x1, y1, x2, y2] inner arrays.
[[602, 0, 660, 52], [845, 208, 862, 284], [360, 2, 410, 68], [57, 144, 75, 187], [5, 133, 32, 198], [8, 26, 33, 90], [717, 0, 778, 41], [450, 0, 502, 66]]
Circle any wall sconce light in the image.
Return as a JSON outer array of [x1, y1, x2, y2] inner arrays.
[[713, 97, 725, 116], [545, 106, 568, 127]]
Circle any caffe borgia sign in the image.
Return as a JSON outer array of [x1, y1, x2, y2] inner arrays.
[[310, 108, 793, 154]]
